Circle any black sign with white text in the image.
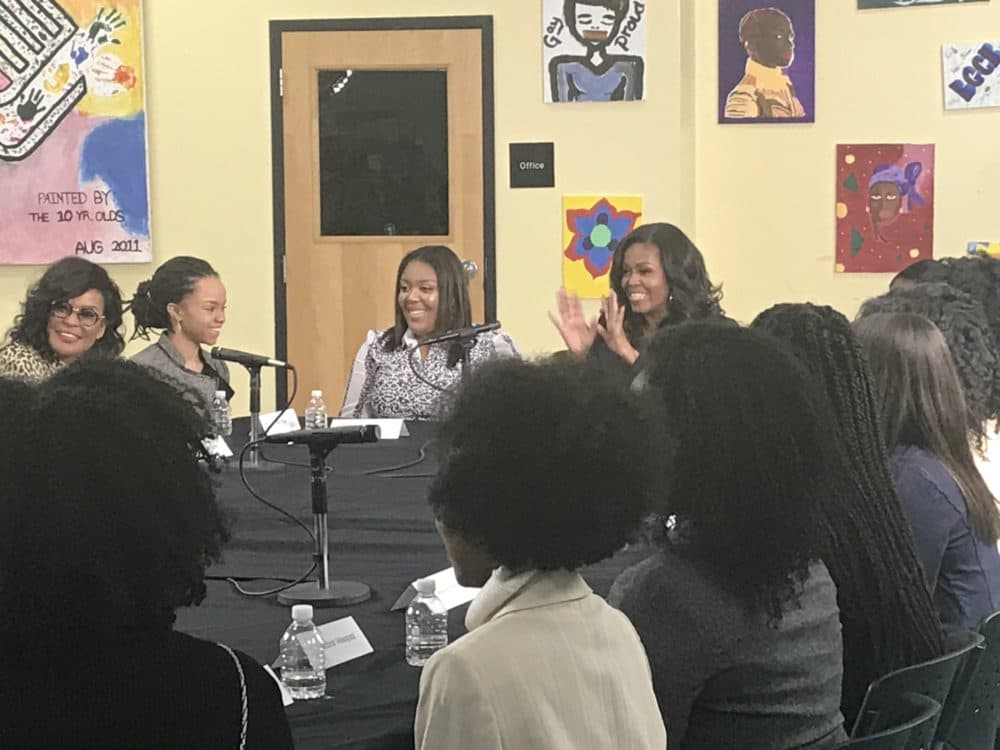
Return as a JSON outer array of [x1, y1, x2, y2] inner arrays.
[[509, 142, 555, 188]]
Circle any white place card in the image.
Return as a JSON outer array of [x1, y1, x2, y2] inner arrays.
[[329, 418, 409, 439], [262, 664, 294, 706], [202, 435, 233, 458], [258, 408, 301, 435], [390, 567, 481, 611], [312, 616, 374, 668]]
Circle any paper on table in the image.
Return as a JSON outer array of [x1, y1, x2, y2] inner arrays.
[[202, 435, 233, 458], [329, 418, 409, 439], [312, 616, 374, 668], [263, 664, 294, 707], [390, 567, 480, 611], [258, 408, 301, 435]]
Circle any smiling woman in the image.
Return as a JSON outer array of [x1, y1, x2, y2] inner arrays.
[[0, 256, 125, 382], [340, 244, 519, 420]]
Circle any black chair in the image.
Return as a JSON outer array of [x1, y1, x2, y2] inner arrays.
[[837, 693, 940, 749], [852, 630, 984, 750], [934, 610, 1000, 750]]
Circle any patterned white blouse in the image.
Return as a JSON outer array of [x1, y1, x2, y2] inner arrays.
[[340, 328, 520, 420]]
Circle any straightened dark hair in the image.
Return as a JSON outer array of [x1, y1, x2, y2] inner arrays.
[[382, 245, 471, 368], [5, 256, 125, 359], [855, 312, 1000, 545], [609, 223, 723, 342], [130, 256, 219, 340]]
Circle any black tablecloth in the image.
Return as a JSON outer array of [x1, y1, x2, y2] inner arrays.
[[175, 420, 649, 749]]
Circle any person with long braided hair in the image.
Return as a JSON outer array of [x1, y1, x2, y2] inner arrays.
[[751, 303, 943, 726]]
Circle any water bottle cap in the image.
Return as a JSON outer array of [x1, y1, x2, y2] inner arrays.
[[215, 390, 226, 399], [311, 390, 323, 398], [414, 577, 436, 595], [291, 604, 314, 622]]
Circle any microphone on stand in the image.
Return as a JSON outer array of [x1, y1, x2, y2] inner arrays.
[[264, 426, 380, 446], [422, 321, 501, 346], [210, 347, 292, 369]]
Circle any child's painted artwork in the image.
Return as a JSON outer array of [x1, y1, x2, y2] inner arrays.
[[943, 42, 1000, 110], [542, 0, 646, 103], [968, 241, 1000, 256], [718, 0, 815, 123], [562, 195, 641, 297], [860, 0, 987, 8], [0, 0, 150, 265], [835, 144, 935, 273]]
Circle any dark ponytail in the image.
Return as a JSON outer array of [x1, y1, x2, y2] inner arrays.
[[130, 257, 218, 341]]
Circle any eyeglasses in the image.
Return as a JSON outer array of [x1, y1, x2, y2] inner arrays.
[[50, 300, 105, 328]]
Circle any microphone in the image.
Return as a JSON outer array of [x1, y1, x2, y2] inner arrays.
[[211, 347, 292, 369], [422, 321, 501, 346], [263, 425, 381, 446]]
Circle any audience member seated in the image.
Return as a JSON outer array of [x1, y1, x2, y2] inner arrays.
[[609, 323, 848, 749], [549, 222, 725, 376], [752, 303, 944, 726], [0, 256, 124, 381], [0, 360, 293, 749], [859, 282, 998, 452], [855, 312, 1000, 634], [341, 245, 518, 420], [130, 256, 233, 415], [414, 357, 667, 750]]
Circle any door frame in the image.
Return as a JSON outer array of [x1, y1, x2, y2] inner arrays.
[[268, 16, 497, 406]]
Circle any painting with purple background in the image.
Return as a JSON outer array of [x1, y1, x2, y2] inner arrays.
[[718, 0, 815, 124]]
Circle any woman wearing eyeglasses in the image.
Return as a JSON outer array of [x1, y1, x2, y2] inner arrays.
[[0, 256, 125, 382]]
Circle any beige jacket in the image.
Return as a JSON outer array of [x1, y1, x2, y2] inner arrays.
[[415, 568, 667, 750]]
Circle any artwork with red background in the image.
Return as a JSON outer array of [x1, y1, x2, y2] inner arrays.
[[835, 143, 934, 273]]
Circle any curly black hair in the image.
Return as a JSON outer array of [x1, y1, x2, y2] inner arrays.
[[428, 357, 660, 571], [609, 223, 724, 341], [130, 256, 219, 340], [751, 303, 944, 723], [5, 256, 125, 359], [859, 283, 998, 446], [0, 358, 229, 656], [641, 322, 828, 623]]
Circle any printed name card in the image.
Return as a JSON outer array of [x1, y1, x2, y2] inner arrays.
[[258, 408, 301, 435], [329, 418, 409, 439], [390, 567, 481, 611], [202, 435, 233, 458], [312, 616, 374, 668]]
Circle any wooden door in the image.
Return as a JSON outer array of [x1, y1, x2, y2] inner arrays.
[[274, 20, 492, 412]]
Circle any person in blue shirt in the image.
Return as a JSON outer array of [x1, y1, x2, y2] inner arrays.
[[855, 312, 1000, 633]]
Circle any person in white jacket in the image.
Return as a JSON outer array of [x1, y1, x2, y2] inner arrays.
[[414, 357, 667, 750]]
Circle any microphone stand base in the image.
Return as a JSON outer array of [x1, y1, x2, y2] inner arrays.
[[277, 580, 371, 608]]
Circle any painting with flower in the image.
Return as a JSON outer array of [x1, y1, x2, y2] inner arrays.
[[835, 144, 934, 274], [562, 195, 642, 297], [0, 0, 150, 264]]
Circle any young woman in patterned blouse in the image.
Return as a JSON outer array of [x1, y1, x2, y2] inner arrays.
[[340, 245, 518, 420], [0, 257, 125, 382]]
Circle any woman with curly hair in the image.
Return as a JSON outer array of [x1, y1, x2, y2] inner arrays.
[[550, 222, 726, 375], [610, 323, 847, 749], [0, 359, 292, 748], [752, 303, 943, 727], [0, 256, 125, 381], [416, 357, 666, 750], [855, 312, 1000, 634]]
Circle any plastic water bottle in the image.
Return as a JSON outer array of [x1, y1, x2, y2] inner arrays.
[[211, 390, 231, 436], [406, 578, 448, 666], [304, 390, 328, 429], [278, 604, 326, 700]]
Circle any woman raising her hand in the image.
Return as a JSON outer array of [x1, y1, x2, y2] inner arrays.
[[550, 223, 726, 372]]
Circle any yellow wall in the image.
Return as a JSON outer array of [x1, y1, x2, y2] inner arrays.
[[0, 0, 691, 414], [3, 1, 997, 413], [693, 0, 1000, 325]]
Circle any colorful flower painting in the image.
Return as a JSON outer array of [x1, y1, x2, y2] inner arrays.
[[835, 144, 935, 274], [562, 195, 641, 297], [0, 0, 150, 264]]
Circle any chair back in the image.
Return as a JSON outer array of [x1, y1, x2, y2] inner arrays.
[[935, 610, 1000, 750], [836, 693, 940, 749], [851, 630, 984, 750]]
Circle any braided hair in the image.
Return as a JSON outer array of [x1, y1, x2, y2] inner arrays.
[[752, 303, 943, 725]]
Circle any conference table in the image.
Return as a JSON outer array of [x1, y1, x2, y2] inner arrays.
[[175, 420, 652, 750]]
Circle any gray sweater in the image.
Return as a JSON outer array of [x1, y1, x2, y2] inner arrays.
[[131, 334, 232, 417], [609, 551, 847, 749]]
